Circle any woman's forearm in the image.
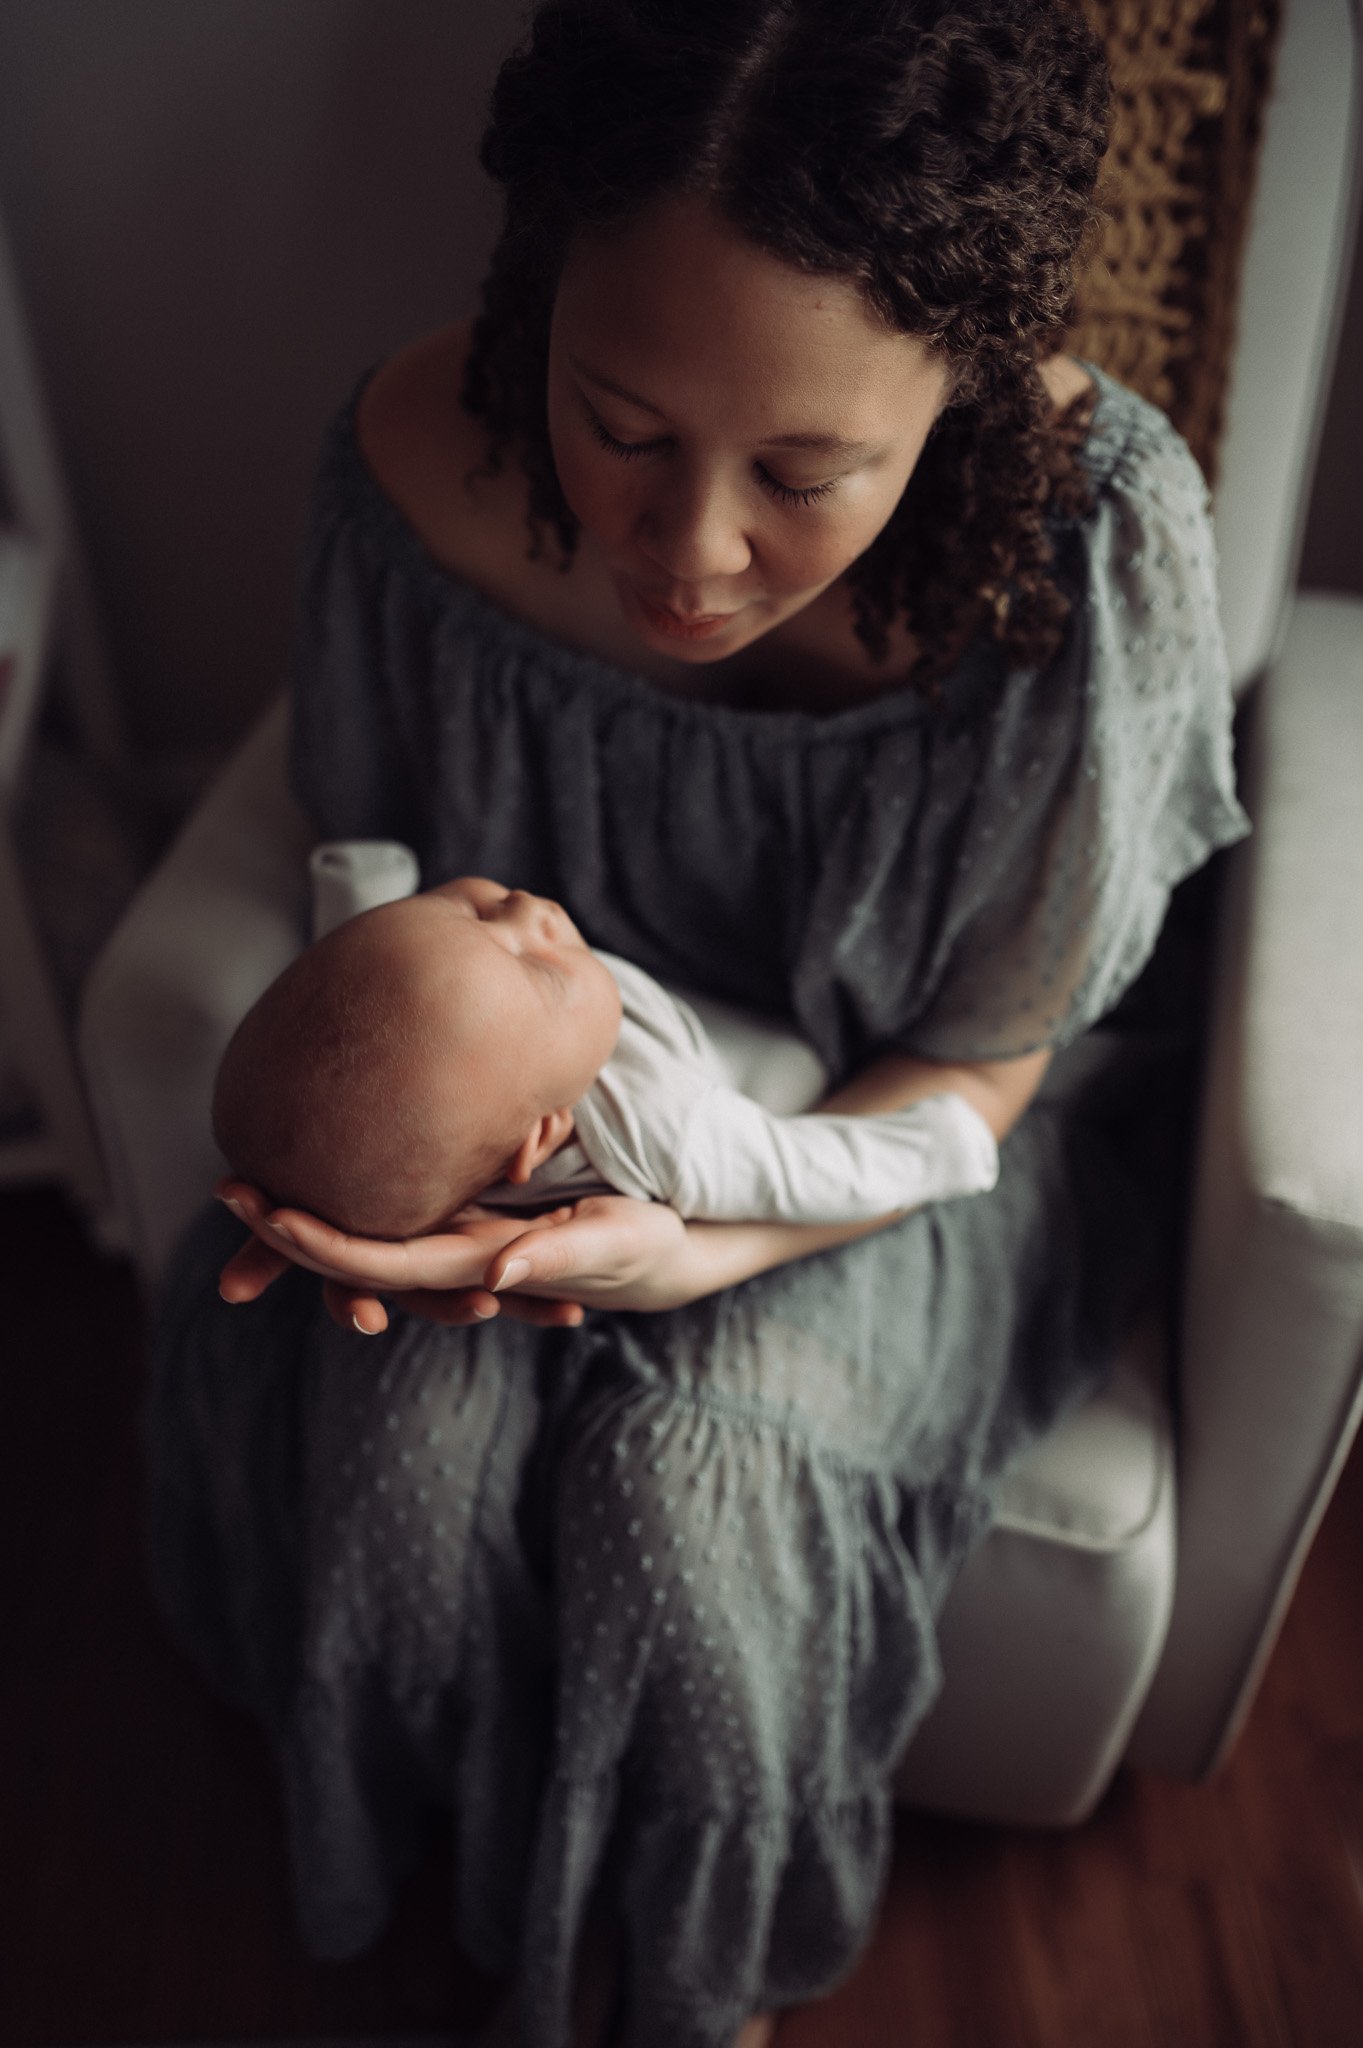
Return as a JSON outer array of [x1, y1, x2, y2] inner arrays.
[[815, 1047, 1052, 1139], [674, 1206, 910, 1300]]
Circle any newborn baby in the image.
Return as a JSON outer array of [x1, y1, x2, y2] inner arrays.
[[212, 850, 1000, 1241]]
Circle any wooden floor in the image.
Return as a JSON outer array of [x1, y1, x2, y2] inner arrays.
[[4, 1186, 1363, 2048]]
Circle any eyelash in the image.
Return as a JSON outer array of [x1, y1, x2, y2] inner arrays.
[[584, 409, 839, 508]]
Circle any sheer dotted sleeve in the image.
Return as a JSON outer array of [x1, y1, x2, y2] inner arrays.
[[890, 419, 1251, 1064]]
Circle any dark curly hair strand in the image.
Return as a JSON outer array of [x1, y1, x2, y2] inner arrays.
[[462, 0, 1115, 703]]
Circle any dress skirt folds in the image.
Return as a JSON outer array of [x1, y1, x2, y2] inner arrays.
[[148, 360, 1249, 2048]]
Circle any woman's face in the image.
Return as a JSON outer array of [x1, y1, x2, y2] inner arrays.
[[546, 193, 953, 663]]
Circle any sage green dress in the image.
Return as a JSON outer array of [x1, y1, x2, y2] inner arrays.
[[150, 359, 1248, 2048]]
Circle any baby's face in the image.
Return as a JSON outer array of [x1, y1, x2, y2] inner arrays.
[[421, 876, 622, 1096], [433, 875, 592, 965]]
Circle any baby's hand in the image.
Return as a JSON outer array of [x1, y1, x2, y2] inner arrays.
[[215, 1179, 583, 1334]]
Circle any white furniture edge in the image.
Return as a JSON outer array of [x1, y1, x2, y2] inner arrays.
[[78, 697, 312, 1279], [1127, 591, 1363, 1778]]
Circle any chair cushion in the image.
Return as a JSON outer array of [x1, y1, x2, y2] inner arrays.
[[989, 1317, 1170, 1550], [894, 1312, 1176, 1826]]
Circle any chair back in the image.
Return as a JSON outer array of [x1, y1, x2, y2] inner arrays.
[[1216, 0, 1361, 695], [1068, 0, 1362, 699]]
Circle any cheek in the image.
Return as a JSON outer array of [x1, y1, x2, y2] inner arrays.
[[545, 379, 636, 543], [762, 486, 903, 596], [551, 436, 640, 547], [765, 510, 862, 594]]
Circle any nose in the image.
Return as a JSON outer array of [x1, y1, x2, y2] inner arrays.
[[502, 887, 564, 938], [635, 469, 751, 588]]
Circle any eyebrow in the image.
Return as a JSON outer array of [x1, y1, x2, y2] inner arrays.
[[569, 356, 880, 460]]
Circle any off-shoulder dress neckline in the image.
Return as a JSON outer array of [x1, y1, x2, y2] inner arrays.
[[324, 357, 1134, 742]]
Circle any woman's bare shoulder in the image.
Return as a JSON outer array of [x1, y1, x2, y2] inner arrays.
[[1039, 352, 1096, 416], [355, 317, 528, 587], [355, 319, 655, 670]]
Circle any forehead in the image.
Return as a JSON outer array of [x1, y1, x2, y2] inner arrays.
[[551, 193, 947, 438]]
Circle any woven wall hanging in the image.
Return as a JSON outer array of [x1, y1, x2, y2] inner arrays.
[[1065, 0, 1285, 490]]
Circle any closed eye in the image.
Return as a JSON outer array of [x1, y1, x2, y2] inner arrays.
[[582, 404, 839, 509]]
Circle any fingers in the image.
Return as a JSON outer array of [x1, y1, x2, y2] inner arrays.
[[235, 1199, 585, 1293], [215, 1178, 272, 1236], [483, 1230, 571, 1293], [219, 1234, 293, 1303], [321, 1281, 390, 1336], [214, 1179, 589, 1332], [320, 1280, 492, 1335], [403, 1288, 504, 1327], [262, 1208, 508, 1291], [216, 1183, 368, 1286], [328, 1285, 586, 1333], [263, 1206, 417, 1286], [358, 1288, 582, 1330], [494, 1293, 585, 1328], [483, 1213, 617, 1294]]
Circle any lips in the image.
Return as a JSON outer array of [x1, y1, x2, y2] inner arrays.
[[636, 594, 737, 641]]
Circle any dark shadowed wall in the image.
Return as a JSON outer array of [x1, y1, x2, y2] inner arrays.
[[0, 0, 511, 759]]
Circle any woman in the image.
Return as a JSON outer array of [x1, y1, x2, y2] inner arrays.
[[152, 3, 1249, 2044]]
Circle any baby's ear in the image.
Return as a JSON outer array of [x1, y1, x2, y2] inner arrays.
[[503, 1109, 574, 1183], [502, 1128, 541, 1185]]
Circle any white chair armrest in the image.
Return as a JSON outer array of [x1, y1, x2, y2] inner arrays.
[[1127, 591, 1363, 1778], [78, 698, 311, 1286]]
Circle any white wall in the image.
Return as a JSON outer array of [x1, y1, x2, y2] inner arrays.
[[1, 1, 1359, 765]]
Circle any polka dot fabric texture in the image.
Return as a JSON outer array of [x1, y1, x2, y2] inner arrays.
[[148, 359, 1249, 2048]]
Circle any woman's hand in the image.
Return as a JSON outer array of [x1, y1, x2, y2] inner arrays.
[[215, 1179, 700, 1334]]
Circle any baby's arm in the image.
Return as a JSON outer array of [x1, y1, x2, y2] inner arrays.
[[583, 959, 1002, 1225], [574, 1041, 1001, 1222], [657, 1081, 1000, 1223]]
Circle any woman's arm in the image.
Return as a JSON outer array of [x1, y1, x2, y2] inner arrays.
[[813, 1045, 1052, 1133]]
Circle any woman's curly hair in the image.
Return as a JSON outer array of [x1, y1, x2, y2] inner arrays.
[[462, 0, 1115, 703]]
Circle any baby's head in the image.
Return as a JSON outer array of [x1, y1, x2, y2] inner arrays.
[[212, 877, 622, 1238]]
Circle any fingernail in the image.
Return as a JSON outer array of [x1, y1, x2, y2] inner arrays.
[[472, 1302, 498, 1320], [268, 1220, 297, 1244], [217, 1195, 246, 1220], [493, 1258, 530, 1292], [352, 1315, 373, 1336]]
